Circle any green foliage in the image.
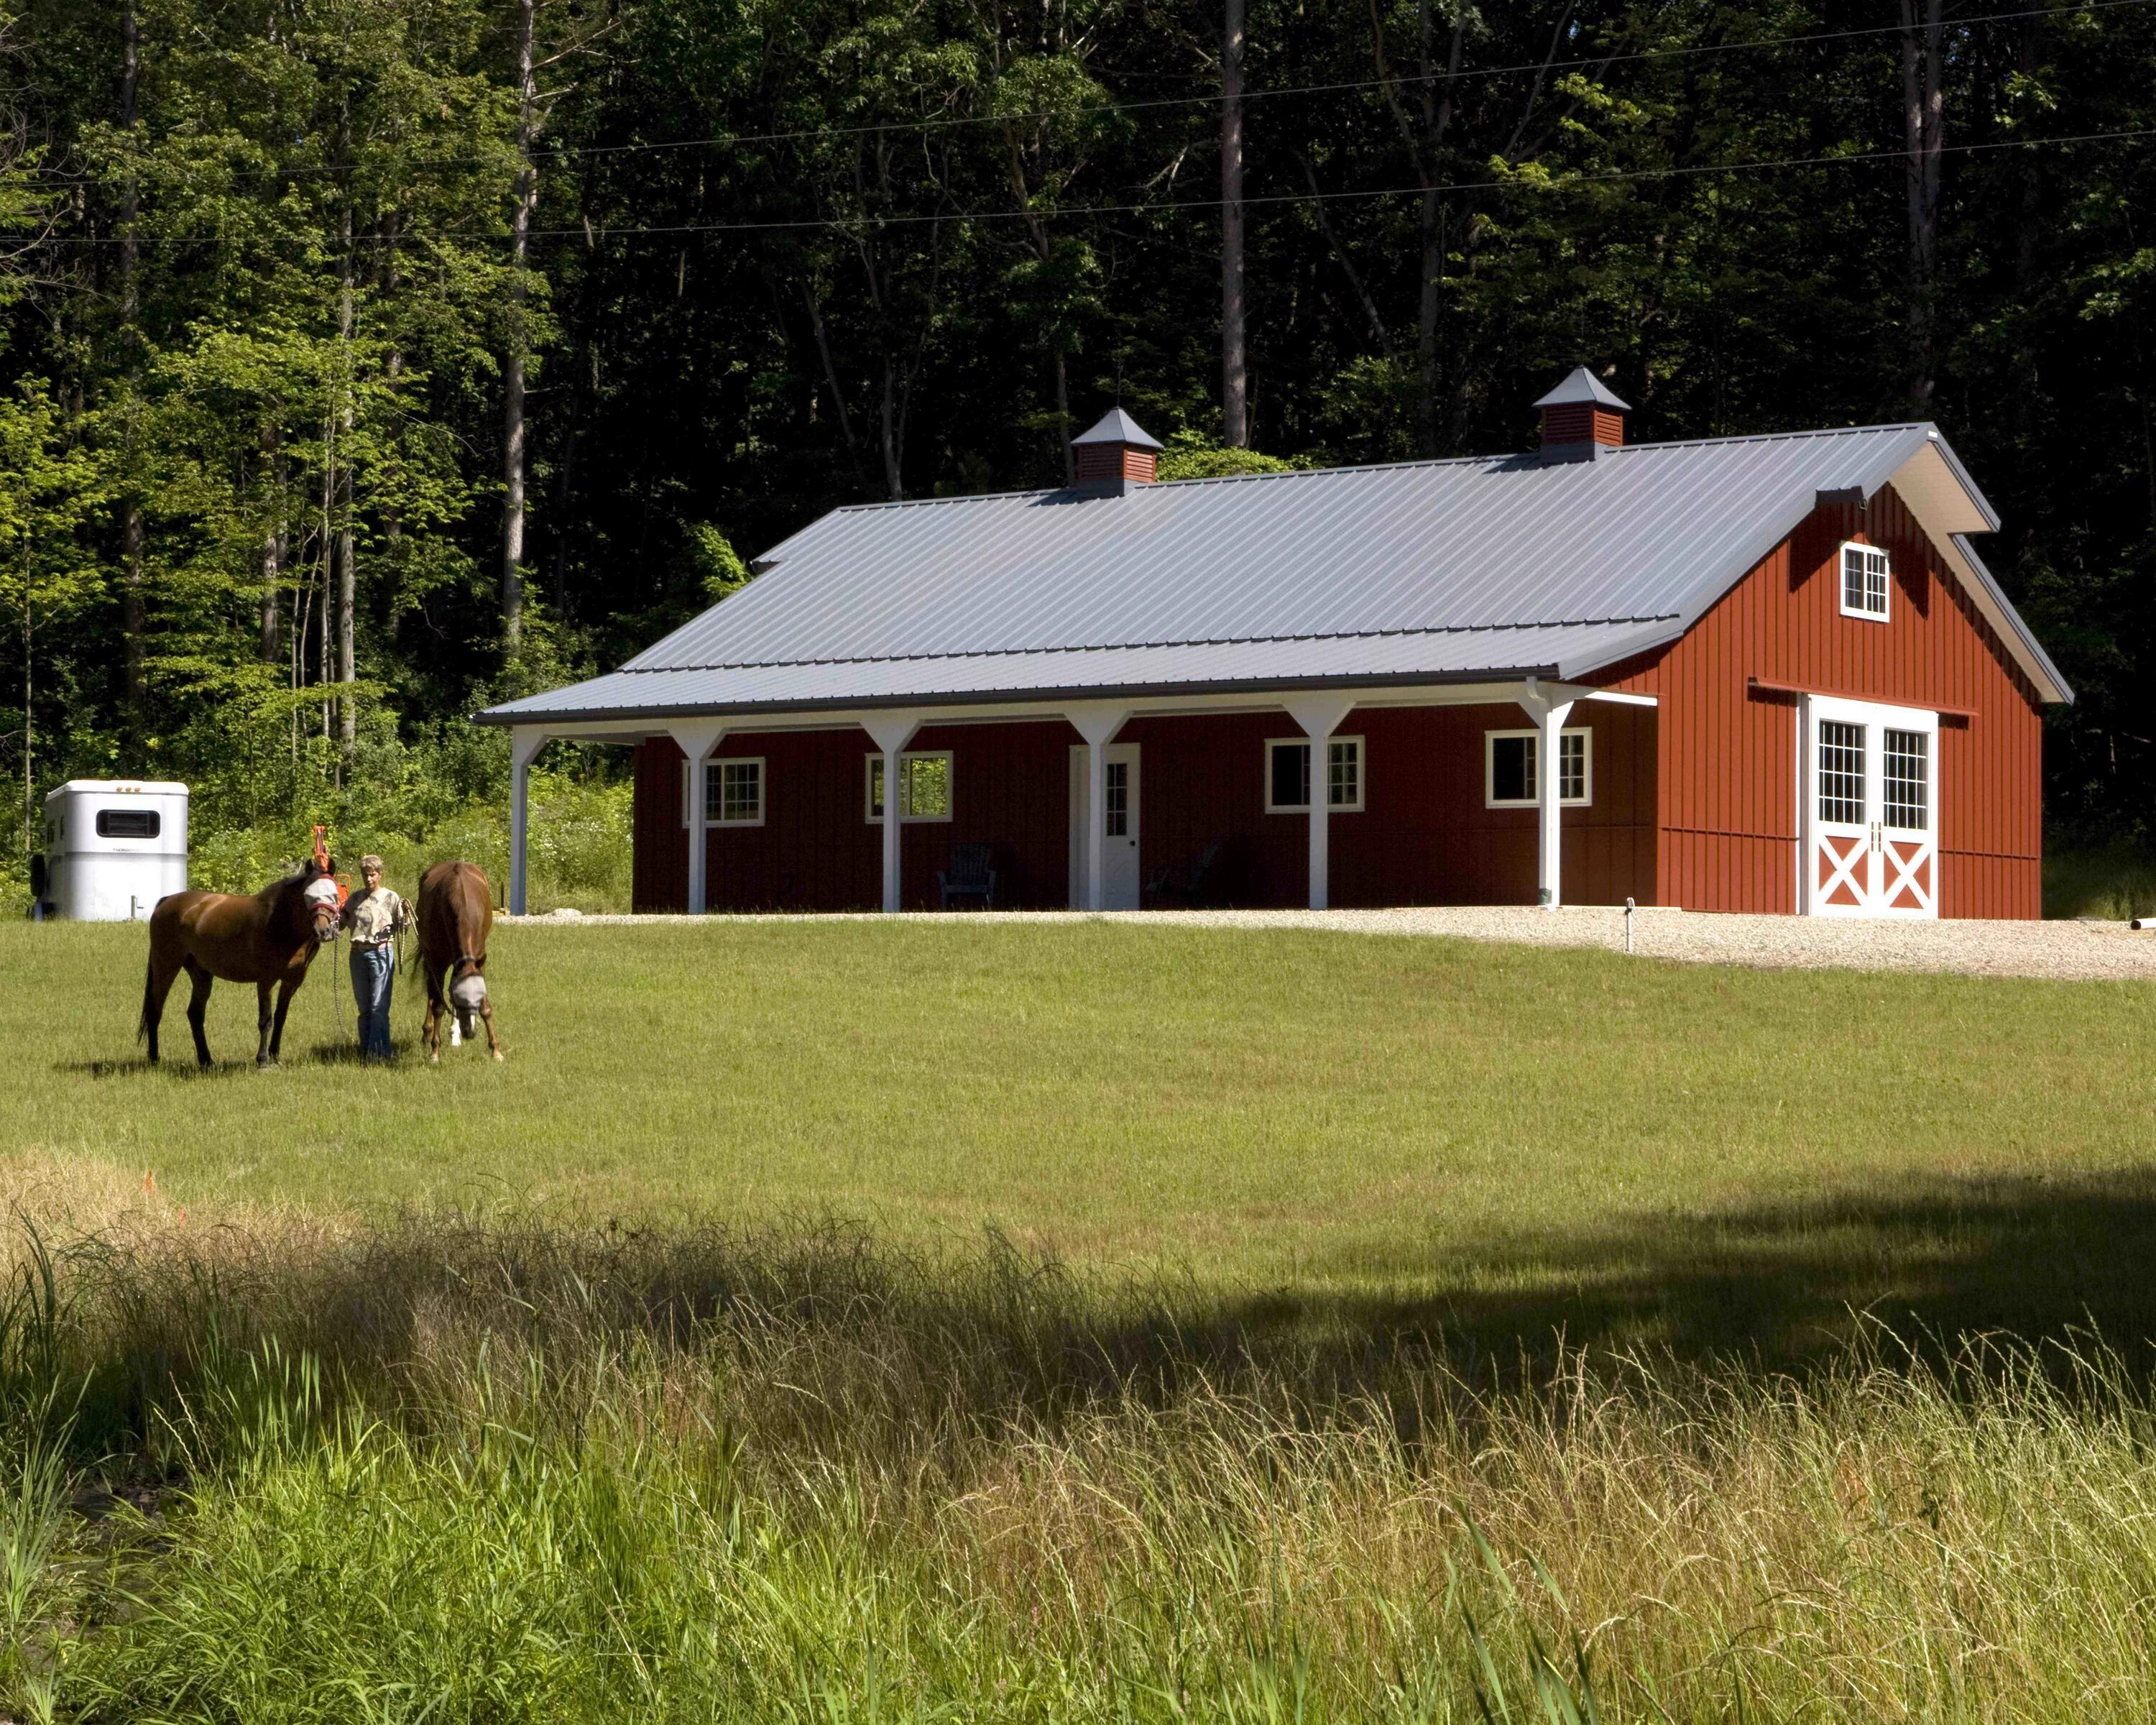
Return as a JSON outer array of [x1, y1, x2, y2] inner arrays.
[[0, 0, 2153, 841], [1154, 428, 1314, 482]]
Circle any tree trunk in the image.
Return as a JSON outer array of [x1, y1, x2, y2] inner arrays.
[[260, 418, 283, 664], [1900, 0, 1945, 415], [119, 3, 144, 713], [1220, 0, 1248, 448], [335, 155, 356, 752], [501, 0, 538, 652]]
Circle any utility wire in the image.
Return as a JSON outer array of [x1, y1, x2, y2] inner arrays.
[[36, 122, 2156, 248], [27, 0, 2156, 186]]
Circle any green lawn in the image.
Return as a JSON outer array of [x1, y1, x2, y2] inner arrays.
[[9, 916, 2155, 1364]]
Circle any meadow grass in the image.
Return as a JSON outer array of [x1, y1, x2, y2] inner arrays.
[[4, 916, 2156, 1720], [4, 916, 2153, 1362], [1, 1209, 2153, 1722]]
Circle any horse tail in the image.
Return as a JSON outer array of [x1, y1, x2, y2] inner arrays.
[[137, 952, 155, 1046]]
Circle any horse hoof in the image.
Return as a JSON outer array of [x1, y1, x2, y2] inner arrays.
[[492, 1049, 505, 1062]]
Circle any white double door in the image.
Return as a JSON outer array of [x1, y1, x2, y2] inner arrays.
[[1802, 695, 1939, 917], [1068, 744, 1141, 909]]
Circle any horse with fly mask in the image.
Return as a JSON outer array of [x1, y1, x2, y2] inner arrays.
[[415, 860, 504, 1061], [139, 859, 343, 1067]]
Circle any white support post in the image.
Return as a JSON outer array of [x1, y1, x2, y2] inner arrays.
[[1067, 707, 1130, 911], [1516, 679, 1575, 910], [1285, 695, 1356, 911], [667, 722, 727, 915], [862, 714, 923, 913], [508, 727, 548, 916]]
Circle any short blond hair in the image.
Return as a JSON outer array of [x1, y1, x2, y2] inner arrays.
[[359, 855, 386, 873]]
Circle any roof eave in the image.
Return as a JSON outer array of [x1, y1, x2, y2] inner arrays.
[[471, 663, 1573, 728]]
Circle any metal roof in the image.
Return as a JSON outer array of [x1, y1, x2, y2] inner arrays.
[[481, 420, 2068, 727], [1071, 408, 1164, 450], [1533, 367, 1633, 413]]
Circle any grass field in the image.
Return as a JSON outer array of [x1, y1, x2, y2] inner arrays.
[[7, 916, 2155, 1361], [6, 916, 2156, 1721]]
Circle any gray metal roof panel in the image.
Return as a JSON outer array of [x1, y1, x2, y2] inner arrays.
[[477, 622, 1654, 724], [619, 423, 1937, 676], [1071, 408, 1164, 450], [1532, 367, 1633, 412], [482, 420, 2066, 723]]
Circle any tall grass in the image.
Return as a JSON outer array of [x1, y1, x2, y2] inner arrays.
[[1, 1208, 2152, 1721]]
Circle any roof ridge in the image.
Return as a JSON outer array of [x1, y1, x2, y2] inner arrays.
[[805, 420, 1936, 520]]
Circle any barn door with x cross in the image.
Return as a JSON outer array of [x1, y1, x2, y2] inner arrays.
[[1802, 695, 1939, 918]]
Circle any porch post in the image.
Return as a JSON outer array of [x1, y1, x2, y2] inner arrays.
[[508, 727, 548, 916], [1285, 695, 1357, 911], [667, 722, 727, 914], [1516, 679, 1575, 909], [1067, 707, 1130, 911], [862, 714, 923, 913]]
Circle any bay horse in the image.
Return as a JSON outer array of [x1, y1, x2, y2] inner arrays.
[[140, 860, 343, 1067], [416, 860, 502, 1062]]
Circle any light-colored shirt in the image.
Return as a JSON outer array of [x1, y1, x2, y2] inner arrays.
[[345, 886, 407, 947]]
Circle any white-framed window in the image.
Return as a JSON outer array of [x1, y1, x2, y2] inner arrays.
[[681, 757, 766, 827], [1263, 737, 1365, 814], [1839, 541, 1890, 622], [865, 750, 954, 823], [1485, 728, 1592, 808]]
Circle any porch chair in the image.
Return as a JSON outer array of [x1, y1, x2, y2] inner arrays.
[[1145, 840, 1225, 908], [937, 842, 998, 909]]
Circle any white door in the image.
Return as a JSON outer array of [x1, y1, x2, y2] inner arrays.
[[1802, 695, 1939, 917], [1068, 744, 1141, 909]]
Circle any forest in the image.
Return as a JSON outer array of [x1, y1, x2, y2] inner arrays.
[[1, 0, 2152, 901]]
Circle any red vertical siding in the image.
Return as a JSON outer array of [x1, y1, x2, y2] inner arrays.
[[1596, 484, 2045, 918], [632, 720, 1083, 912], [633, 702, 1656, 911]]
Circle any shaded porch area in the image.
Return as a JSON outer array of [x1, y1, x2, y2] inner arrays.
[[510, 684, 1657, 916]]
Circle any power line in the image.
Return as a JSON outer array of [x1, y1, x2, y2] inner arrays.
[[34, 121, 2152, 247], [30, 0, 2156, 188]]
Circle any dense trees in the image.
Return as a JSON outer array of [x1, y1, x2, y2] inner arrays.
[[1, 0, 2152, 862]]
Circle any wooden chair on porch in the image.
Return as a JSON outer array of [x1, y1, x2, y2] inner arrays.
[[937, 842, 998, 909], [1146, 840, 1224, 908]]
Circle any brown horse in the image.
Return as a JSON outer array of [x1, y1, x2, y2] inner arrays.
[[416, 860, 502, 1062], [140, 860, 343, 1067]]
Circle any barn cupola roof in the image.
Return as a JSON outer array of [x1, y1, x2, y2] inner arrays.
[[1533, 367, 1631, 464], [1071, 408, 1164, 495]]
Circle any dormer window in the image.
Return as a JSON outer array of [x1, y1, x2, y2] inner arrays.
[[1840, 543, 1890, 622]]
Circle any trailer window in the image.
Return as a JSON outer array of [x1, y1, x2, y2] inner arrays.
[[96, 809, 160, 840]]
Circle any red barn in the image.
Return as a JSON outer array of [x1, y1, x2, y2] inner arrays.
[[481, 372, 2070, 920]]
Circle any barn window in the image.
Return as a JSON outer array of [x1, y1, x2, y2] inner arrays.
[[865, 751, 954, 822], [680, 758, 765, 827], [1816, 721, 1866, 824], [1840, 542, 1890, 621], [1485, 730, 1593, 808], [1263, 737, 1365, 813], [1883, 729, 1929, 830]]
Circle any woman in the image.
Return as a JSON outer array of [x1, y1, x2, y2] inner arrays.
[[342, 855, 409, 1062]]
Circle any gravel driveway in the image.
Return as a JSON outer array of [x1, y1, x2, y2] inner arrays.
[[510, 903, 2156, 982]]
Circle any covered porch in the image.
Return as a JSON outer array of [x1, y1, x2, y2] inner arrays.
[[506, 679, 1658, 917]]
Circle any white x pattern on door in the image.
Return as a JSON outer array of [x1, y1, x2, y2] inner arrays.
[[1802, 695, 1940, 919]]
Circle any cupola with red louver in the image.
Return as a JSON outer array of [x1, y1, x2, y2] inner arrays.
[[1533, 367, 1631, 463], [1071, 408, 1164, 495]]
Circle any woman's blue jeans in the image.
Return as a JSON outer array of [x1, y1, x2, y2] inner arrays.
[[350, 943, 395, 1060]]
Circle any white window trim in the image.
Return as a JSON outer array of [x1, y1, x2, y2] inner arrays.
[[1485, 728, 1593, 809], [1838, 540, 1891, 622], [1263, 735, 1366, 814], [864, 750, 956, 824], [681, 757, 767, 827]]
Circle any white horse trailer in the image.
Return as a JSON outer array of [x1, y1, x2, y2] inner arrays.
[[34, 781, 190, 921]]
